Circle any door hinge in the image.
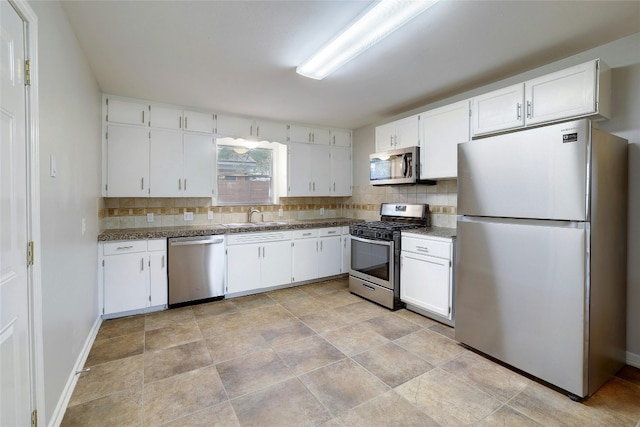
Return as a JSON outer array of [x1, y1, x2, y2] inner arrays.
[[31, 409, 37, 427], [27, 241, 34, 266], [25, 60, 31, 86]]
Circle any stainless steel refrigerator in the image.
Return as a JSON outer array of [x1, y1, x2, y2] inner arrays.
[[455, 119, 627, 399]]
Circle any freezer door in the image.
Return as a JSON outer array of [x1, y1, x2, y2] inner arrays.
[[458, 119, 589, 221], [455, 217, 588, 397]]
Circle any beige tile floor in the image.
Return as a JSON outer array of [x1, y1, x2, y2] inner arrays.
[[62, 276, 640, 426]]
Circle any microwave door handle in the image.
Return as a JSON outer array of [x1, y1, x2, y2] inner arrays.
[[402, 154, 409, 177]]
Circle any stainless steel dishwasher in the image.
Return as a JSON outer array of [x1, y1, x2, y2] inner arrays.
[[168, 235, 225, 307]]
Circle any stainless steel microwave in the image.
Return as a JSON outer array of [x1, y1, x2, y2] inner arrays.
[[369, 146, 435, 186]]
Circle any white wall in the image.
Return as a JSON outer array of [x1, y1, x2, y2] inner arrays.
[[28, 1, 102, 424], [353, 32, 640, 362]]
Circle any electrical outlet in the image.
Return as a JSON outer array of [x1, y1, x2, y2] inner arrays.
[[184, 211, 194, 221], [278, 208, 283, 217], [147, 213, 154, 223], [320, 208, 325, 216], [207, 211, 214, 220]]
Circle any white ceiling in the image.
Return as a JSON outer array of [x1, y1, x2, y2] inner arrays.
[[60, 1, 640, 130]]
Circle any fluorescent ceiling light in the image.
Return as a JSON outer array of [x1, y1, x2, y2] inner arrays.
[[297, 0, 438, 80]]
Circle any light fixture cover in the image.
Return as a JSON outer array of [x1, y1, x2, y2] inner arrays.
[[297, 0, 438, 80]]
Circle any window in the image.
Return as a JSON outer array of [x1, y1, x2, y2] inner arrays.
[[217, 145, 273, 205]]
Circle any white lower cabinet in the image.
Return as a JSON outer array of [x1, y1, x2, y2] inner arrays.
[[400, 233, 454, 324], [292, 229, 319, 282], [100, 239, 167, 317], [226, 231, 293, 295], [292, 227, 342, 282], [318, 228, 342, 277]]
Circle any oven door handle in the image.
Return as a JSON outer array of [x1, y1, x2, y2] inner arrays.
[[350, 236, 392, 246]]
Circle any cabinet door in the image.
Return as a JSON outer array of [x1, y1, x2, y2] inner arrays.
[[184, 110, 214, 134], [311, 128, 330, 145], [330, 146, 351, 196], [318, 235, 341, 277], [227, 243, 261, 294], [106, 98, 148, 126], [106, 125, 149, 197], [287, 142, 312, 196], [216, 114, 253, 138], [395, 114, 420, 148], [149, 130, 183, 197], [255, 119, 288, 143], [289, 125, 313, 143], [341, 234, 351, 274], [471, 84, 524, 136], [149, 251, 167, 307], [310, 144, 331, 195], [525, 60, 597, 126], [261, 241, 292, 288], [292, 238, 318, 282], [149, 105, 183, 130], [421, 100, 470, 179], [330, 129, 351, 147], [400, 252, 451, 318], [183, 134, 214, 197], [104, 253, 149, 314], [375, 122, 396, 151]]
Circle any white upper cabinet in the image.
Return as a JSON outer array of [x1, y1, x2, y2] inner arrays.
[[149, 130, 183, 197], [216, 114, 288, 142], [106, 97, 149, 126], [182, 133, 214, 197], [472, 59, 610, 137], [525, 60, 607, 125], [420, 100, 471, 180], [471, 84, 524, 136], [289, 124, 331, 145], [183, 110, 214, 134], [287, 142, 331, 196], [330, 146, 352, 196], [330, 129, 351, 147], [375, 113, 420, 151], [149, 105, 184, 130], [105, 125, 149, 197], [149, 130, 214, 197]]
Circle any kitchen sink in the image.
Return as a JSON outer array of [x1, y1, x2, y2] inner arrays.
[[223, 223, 258, 228], [223, 221, 288, 228]]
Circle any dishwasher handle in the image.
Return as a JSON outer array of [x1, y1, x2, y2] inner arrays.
[[170, 237, 224, 246]]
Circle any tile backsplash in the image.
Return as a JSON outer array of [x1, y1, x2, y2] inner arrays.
[[99, 180, 457, 230]]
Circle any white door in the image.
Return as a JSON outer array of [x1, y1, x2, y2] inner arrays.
[[287, 142, 312, 196], [106, 98, 148, 126], [149, 105, 183, 130], [184, 110, 213, 134], [330, 146, 351, 196], [292, 239, 318, 282], [261, 241, 292, 288], [106, 125, 149, 197], [1, 1, 32, 423], [103, 253, 149, 314], [318, 236, 341, 277], [226, 244, 261, 293], [375, 122, 396, 151], [471, 83, 524, 136], [400, 252, 451, 317], [149, 130, 183, 197], [310, 144, 330, 195], [394, 114, 420, 148], [183, 134, 214, 197]]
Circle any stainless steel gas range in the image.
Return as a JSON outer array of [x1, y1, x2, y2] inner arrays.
[[349, 203, 429, 310]]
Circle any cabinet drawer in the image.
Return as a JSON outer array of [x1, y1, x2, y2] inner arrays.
[[319, 227, 341, 237], [293, 229, 318, 239], [103, 240, 147, 256], [148, 238, 167, 252], [401, 236, 451, 259], [227, 231, 292, 245]]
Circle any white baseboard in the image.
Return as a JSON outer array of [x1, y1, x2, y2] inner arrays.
[[48, 315, 102, 427], [627, 351, 640, 369]]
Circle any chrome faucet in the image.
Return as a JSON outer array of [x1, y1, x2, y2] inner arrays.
[[248, 207, 262, 223]]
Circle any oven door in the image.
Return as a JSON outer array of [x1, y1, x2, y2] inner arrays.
[[350, 236, 394, 289]]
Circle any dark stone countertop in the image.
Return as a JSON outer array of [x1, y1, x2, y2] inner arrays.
[[98, 218, 364, 242]]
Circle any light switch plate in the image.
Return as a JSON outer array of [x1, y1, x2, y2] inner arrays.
[[50, 155, 57, 177]]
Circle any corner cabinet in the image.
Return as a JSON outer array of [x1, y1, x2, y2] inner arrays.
[[400, 232, 455, 326], [100, 239, 167, 318], [420, 100, 470, 179], [471, 59, 610, 137]]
